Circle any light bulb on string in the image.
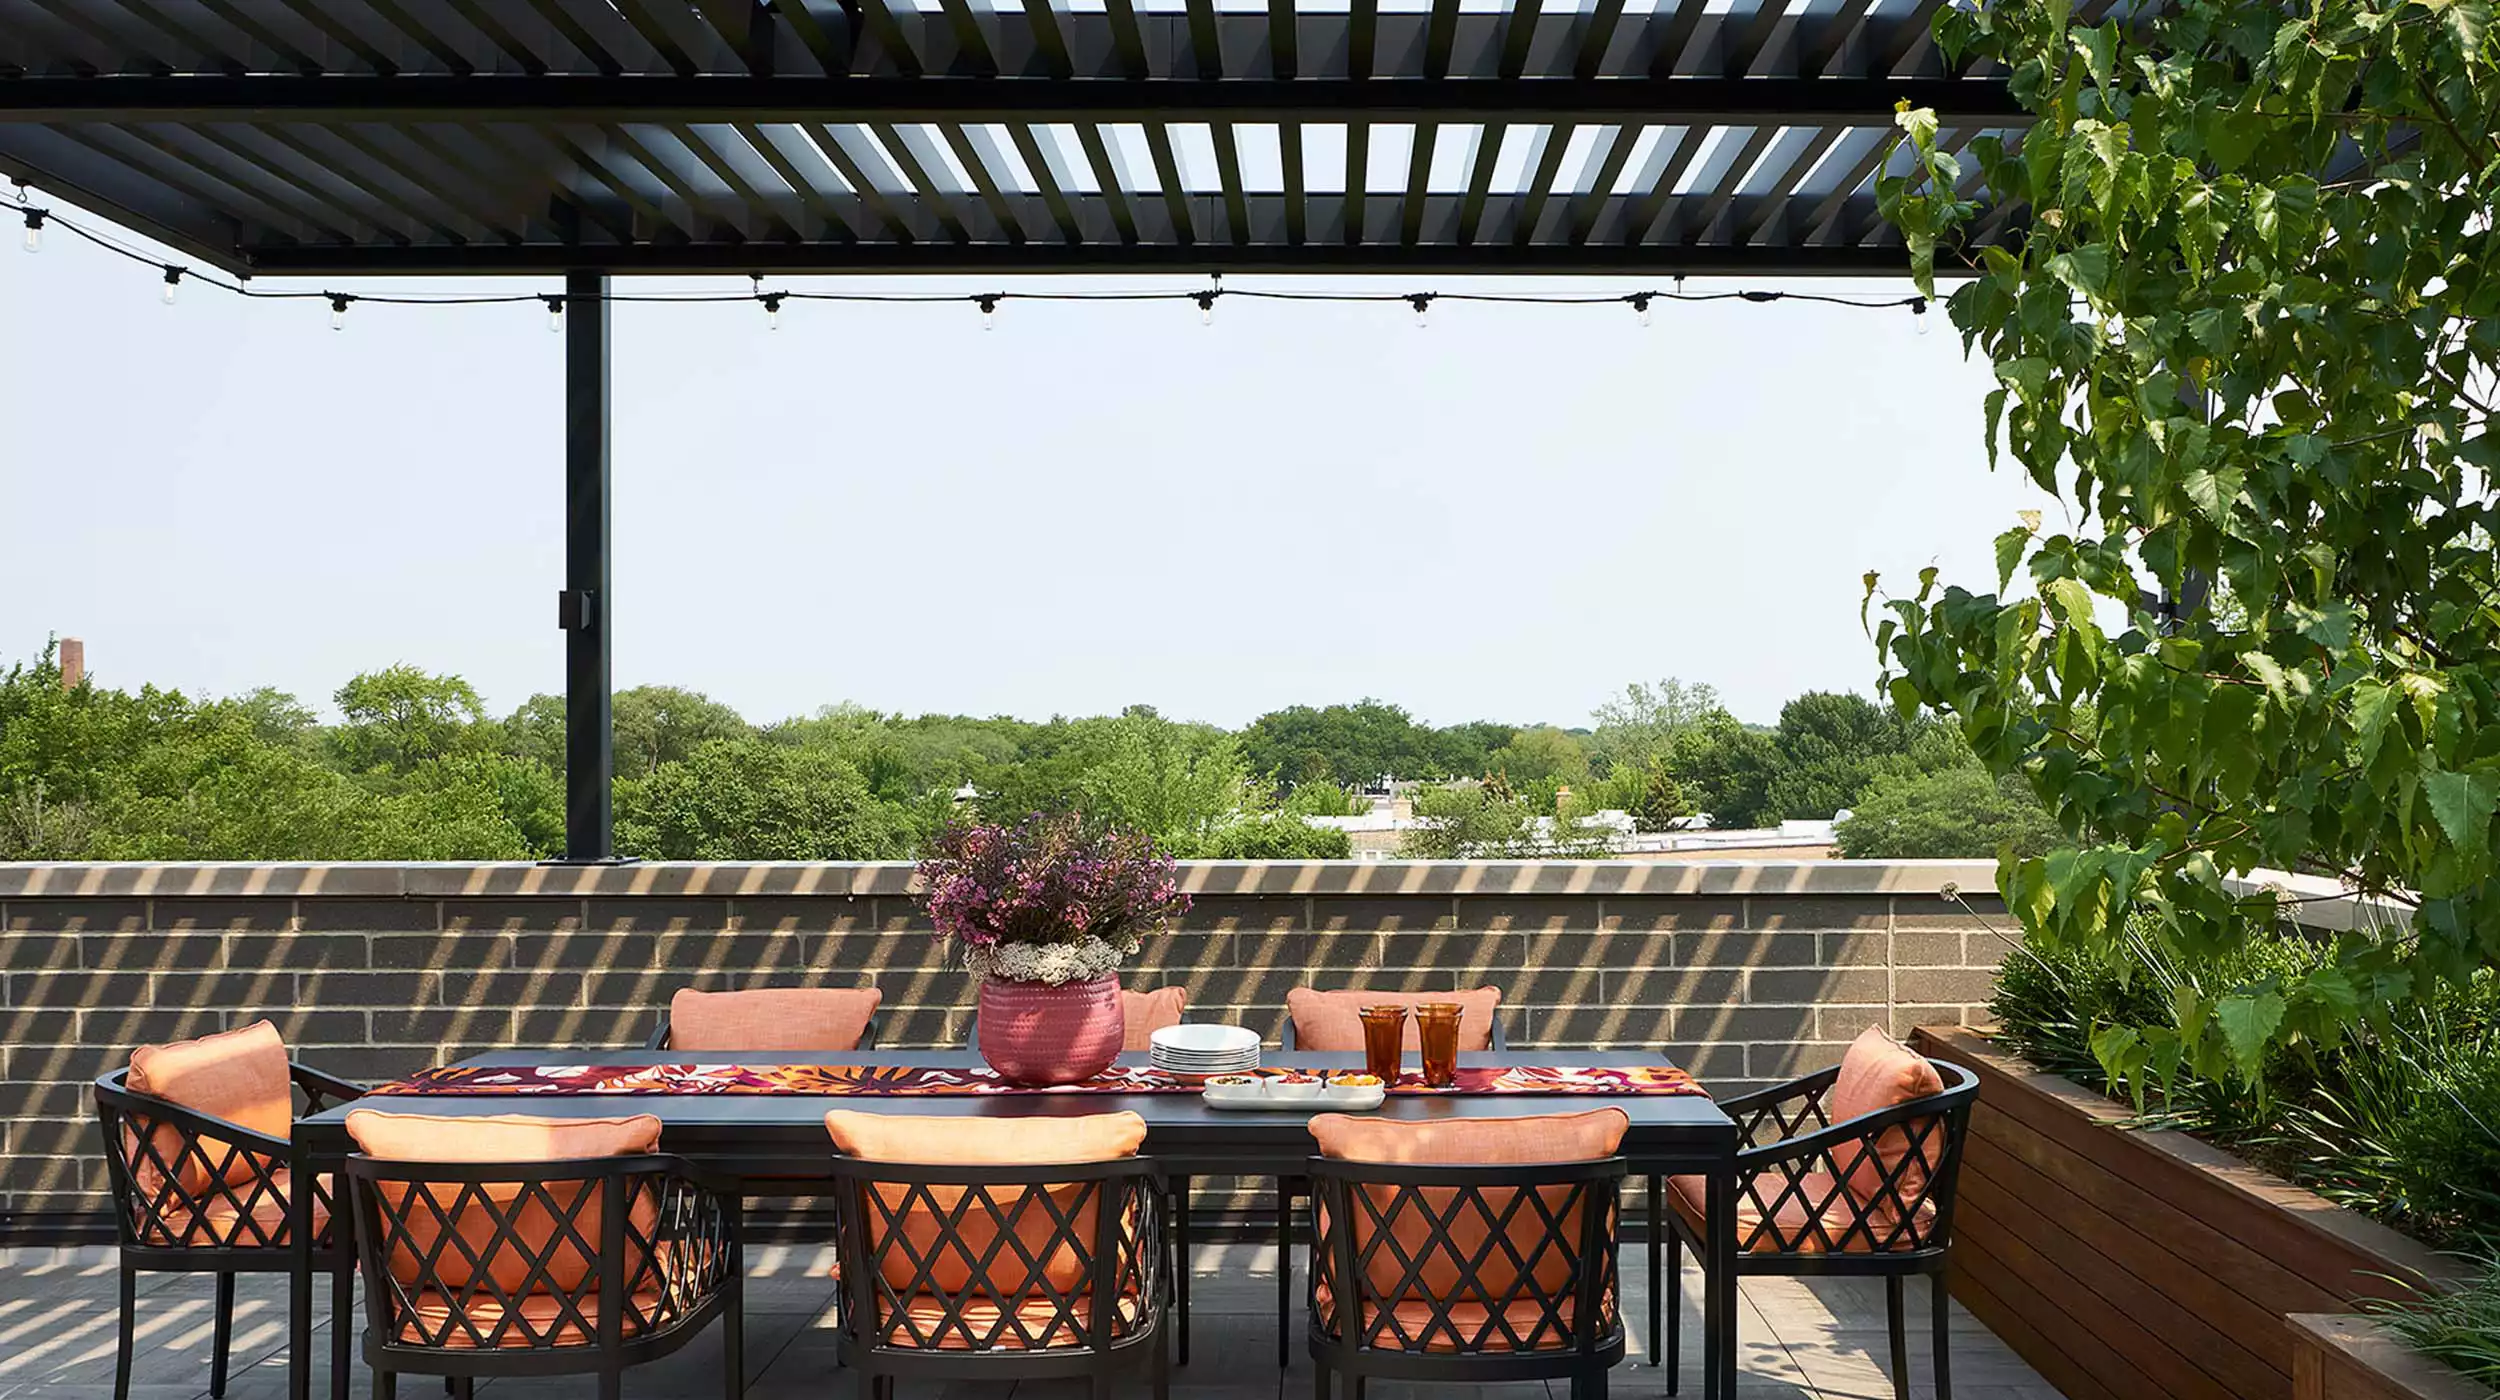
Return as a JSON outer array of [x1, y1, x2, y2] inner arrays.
[[21, 209, 42, 254], [543, 295, 564, 333], [329, 293, 350, 331], [761, 292, 784, 331], [1407, 292, 1433, 330], [1630, 293, 1653, 328], [1913, 296, 1931, 336], [976, 293, 999, 331], [161, 266, 182, 305], [1195, 291, 1216, 327]]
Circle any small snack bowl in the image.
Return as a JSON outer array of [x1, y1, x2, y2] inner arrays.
[[1266, 1073, 1326, 1102], [1202, 1074, 1269, 1109], [1329, 1073, 1384, 1088]]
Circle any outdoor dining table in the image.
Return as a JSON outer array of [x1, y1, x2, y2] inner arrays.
[[287, 1047, 1743, 1399]]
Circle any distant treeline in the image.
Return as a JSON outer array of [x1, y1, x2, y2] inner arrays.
[[0, 649, 2055, 862]]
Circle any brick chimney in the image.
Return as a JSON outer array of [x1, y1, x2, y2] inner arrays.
[[57, 637, 84, 690]]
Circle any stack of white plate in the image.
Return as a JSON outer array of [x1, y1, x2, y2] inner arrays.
[[1149, 1023, 1261, 1077]]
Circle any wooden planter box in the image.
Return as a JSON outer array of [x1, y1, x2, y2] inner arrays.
[[1912, 1026, 2461, 1400], [2290, 1316, 2496, 1400]]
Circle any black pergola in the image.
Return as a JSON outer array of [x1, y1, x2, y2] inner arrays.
[[0, 0, 2024, 857]]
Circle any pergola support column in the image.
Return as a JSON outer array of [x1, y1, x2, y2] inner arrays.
[[560, 270, 615, 860]]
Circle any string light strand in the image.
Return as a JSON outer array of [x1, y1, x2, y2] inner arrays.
[[4, 190, 1933, 324]]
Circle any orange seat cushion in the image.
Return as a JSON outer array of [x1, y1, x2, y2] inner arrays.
[[876, 1292, 1146, 1351], [1120, 986, 1188, 1052], [345, 1112, 664, 1296], [395, 1289, 663, 1349], [1825, 1026, 1947, 1226], [126, 1021, 295, 1195], [825, 1111, 1145, 1334], [1311, 1286, 1608, 1353], [667, 987, 881, 1052], [1309, 1109, 1624, 1352], [1666, 1170, 1930, 1254], [1287, 987, 1501, 1052], [136, 1168, 331, 1249]]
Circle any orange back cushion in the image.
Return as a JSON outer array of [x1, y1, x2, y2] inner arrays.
[[345, 1111, 663, 1295], [1120, 986, 1188, 1052], [667, 987, 881, 1052], [825, 1111, 1145, 1298], [1310, 1109, 1627, 1303], [1824, 1026, 1947, 1223], [1287, 987, 1501, 1052], [127, 1020, 295, 1193]]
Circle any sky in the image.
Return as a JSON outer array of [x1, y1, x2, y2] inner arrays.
[[0, 200, 2057, 732]]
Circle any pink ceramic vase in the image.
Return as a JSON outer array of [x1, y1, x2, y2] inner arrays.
[[976, 971, 1125, 1086]]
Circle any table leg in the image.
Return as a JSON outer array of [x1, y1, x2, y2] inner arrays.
[[1173, 1176, 1191, 1366], [1275, 1182, 1292, 1370], [1647, 1175, 1663, 1366], [289, 1140, 313, 1400], [1705, 1161, 1737, 1400]]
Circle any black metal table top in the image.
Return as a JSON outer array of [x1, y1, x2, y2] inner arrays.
[[298, 1049, 1736, 1172]]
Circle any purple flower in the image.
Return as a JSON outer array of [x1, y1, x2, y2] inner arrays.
[[915, 812, 1192, 957]]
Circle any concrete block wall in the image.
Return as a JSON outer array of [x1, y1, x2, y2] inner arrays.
[[0, 858, 2008, 1236]]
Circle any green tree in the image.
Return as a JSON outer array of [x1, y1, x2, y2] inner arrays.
[[1666, 714, 1779, 828], [211, 688, 320, 752], [1427, 721, 1517, 780], [1585, 758, 1691, 832], [1591, 678, 1723, 774], [1837, 766, 2063, 859], [330, 666, 491, 774], [1398, 783, 1538, 858], [1281, 781, 1364, 818], [614, 738, 915, 860], [408, 752, 566, 855], [612, 686, 750, 778], [1398, 782, 1613, 858], [1878, 0, 2500, 1081], [502, 693, 569, 774], [1761, 691, 1927, 822], [1488, 726, 1591, 788], [1241, 701, 1439, 788], [1200, 812, 1355, 859]]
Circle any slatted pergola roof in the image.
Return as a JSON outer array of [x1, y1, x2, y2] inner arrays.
[[0, 0, 2024, 275]]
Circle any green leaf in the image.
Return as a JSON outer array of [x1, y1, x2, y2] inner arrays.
[[2072, 22, 2117, 89], [2446, 0, 2489, 54], [2424, 766, 2500, 862], [2351, 679, 2401, 771], [2290, 601, 2358, 649], [1995, 524, 2034, 591], [2215, 992, 2286, 1079], [2047, 245, 2113, 302]]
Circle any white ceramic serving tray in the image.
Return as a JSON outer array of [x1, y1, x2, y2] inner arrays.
[[1202, 1081, 1386, 1112]]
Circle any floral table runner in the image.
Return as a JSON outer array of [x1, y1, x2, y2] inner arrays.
[[369, 1062, 1706, 1098]]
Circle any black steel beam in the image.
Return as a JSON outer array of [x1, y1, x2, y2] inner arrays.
[[235, 235, 1939, 274], [0, 74, 2028, 125], [561, 269, 614, 862]]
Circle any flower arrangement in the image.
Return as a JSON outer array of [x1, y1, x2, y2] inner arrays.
[[917, 813, 1191, 986]]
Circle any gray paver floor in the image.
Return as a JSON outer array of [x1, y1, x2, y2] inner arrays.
[[0, 1245, 2062, 1400]]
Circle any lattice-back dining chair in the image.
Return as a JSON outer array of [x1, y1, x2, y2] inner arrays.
[[1663, 1027, 1979, 1399], [93, 1020, 364, 1400], [822, 1110, 1168, 1400], [1304, 1108, 1629, 1400], [1260, 987, 1506, 1368], [963, 985, 1199, 1363], [646, 986, 883, 1052], [341, 1110, 744, 1400]]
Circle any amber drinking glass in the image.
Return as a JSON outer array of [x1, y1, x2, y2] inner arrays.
[[1414, 1002, 1461, 1087], [1358, 1005, 1408, 1084]]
